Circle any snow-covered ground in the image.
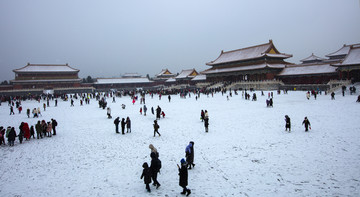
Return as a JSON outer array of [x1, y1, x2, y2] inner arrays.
[[1, 89, 360, 197]]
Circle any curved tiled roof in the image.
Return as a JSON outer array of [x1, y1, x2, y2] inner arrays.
[[206, 40, 292, 66], [278, 64, 337, 76], [300, 53, 324, 63], [202, 63, 286, 74], [13, 63, 79, 73]]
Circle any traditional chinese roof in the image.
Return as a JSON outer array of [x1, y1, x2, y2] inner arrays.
[[94, 77, 152, 84], [300, 53, 325, 64], [13, 63, 79, 73], [206, 40, 292, 66], [333, 45, 360, 67], [175, 69, 198, 79], [155, 69, 176, 77], [326, 44, 351, 59], [191, 74, 206, 81], [202, 63, 287, 74], [277, 63, 337, 76], [165, 77, 176, 83], [10, 78, 82, 83]]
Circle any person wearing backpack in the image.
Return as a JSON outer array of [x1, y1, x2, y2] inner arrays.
[[150, 152, 161, 189], [153, 120, 161, 137], [51, 119, 58, 135]]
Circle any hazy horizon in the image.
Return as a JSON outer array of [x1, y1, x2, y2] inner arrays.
[[1, 0, 359, 81]]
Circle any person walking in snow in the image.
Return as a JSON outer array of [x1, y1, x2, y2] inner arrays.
[[37, 107, 42, 116], [126, 117, 131, 133], [200, 110, 205, 122], [357, 95, 360, 102], [143, 105, 147, 116], [151, 107, 154, 115], [185, 141, 195, 169], [114, 117, 120, 134], [10, 106, 15, 115], [121, 118, 126, 135], [153, 120, 161, 137], [26, 108, 30, 118], [30, 125, 35, 139], [168, 95, 171, 102], [302, 117, 311, 132], [150, 152, 161, 189], [178, 158, 191, 196], [285, 115, 291, 132], [140, 162, 152, 193], [71, 99, 74, 106], [306, 91, 310, 100], [46, 121, 52, 137]]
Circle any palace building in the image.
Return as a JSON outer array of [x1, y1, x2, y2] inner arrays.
[[203, 40, 293, 82], [11, 63, 82, 89]]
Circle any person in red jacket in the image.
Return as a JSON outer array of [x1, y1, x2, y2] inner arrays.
[[23, 122, 31, 140]]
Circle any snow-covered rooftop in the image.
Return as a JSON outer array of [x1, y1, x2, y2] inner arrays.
[[206, 40, 292, 66], [334, 46, 360, 66], [326, 44, 351, 58], [165, 77, 176, 83], [191, 74, 206, 81], [175, 69, 198, 79], [278, 64, 337, 76], [300, 53, 324, 63], [95, 77, 152, 84], [13, 64, 79, 73], [155, 69, 175, 77], [202, 63, 287, 74]]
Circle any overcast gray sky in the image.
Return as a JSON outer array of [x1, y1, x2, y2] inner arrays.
[[0, 0, 359, 81]]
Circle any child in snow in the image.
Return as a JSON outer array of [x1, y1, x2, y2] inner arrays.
[[178, 158, 191, 196], [140, 162, 152, 192], [302, 117, 311, 132]]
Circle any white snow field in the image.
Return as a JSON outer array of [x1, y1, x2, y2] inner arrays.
[[1, 90, 360, 197]]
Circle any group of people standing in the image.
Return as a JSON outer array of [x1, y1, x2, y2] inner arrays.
[[113, 117, 131, 134], [0, 118, 57, 147], [200, 110, 209, 132], [140, 143, 193, 196]]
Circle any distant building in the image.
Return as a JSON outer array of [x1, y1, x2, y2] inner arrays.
[[154, 69, 176, 81], [278, 43, 360, 84], [203, 40, 293, 82], [11, 63, 82, 89], [93, 77, 153, 90], [332, 44, 360, 82], [175, 69, 199, 83]]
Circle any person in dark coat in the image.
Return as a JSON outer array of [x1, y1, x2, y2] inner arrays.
[[178, 158, 191, 196], [153, 120, 161, 137], [140, 162, 152, 192], [126, 117, 131, 133], [331, 92, 335, 100], [185, 141, 195, 169], [51, 119, 58, 135], [26, 108, 30, 118], [30, 125, 35, 139], [114, 117, 120, 134], [151, 107, 154, 115], [200, 110, 205, 122], [8, 127, 16, 146], [35, 121, 43, 139], [150, 152, 161, 189], [121, 118, 126, 135], [0, 126, 6, 145], [285, 115, 291, 132], [10, 106, 15, 115], [356, 95, 360, 102], [18, 122, 24, 143], [302, 117, 311, 132], [156, 106, 161, 120], [204, 116, 209, 132]]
